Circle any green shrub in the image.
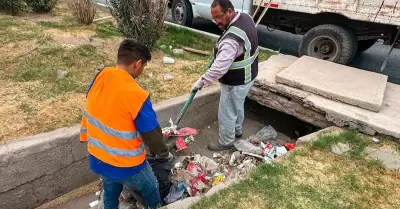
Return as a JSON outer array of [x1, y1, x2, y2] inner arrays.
[[108, 0, 169, 49], [67, 0, 96, 25], [25, 0, 58, 13], [0, 0, 25, 15]]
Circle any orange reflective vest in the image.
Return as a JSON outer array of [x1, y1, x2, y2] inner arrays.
[[80, 67, 148, 168]]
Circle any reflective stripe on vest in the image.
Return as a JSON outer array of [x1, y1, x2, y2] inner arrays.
[[80, 115, 88, 142], [229, 48, 259, 70], [88, 136, 145, 157], [80, 127, 87, 133], [84, 109, 145, 160], [83, 110, 141, 140], [217, 26, 257, 84]]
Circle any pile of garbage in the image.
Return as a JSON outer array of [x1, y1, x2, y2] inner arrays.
[[91, 126, 296, 208], [166, 154, 228, 203], [164, 126, 297, 204], [233, 126, 296, 163]]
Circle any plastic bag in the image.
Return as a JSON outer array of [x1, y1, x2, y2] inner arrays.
[[234, 140, 263, 155], [199, 156, 219, 171], [248, 126, 278, 144], [164, 184, 185, 204]]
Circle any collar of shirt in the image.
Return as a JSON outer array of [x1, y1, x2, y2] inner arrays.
[[227, 12, 240, 29]]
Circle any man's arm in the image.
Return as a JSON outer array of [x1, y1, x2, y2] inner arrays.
[[193, 38, 243, 88], [134, 97, 169, 157]]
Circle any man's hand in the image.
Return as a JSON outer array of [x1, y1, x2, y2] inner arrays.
[[191, 78, 204, 92]]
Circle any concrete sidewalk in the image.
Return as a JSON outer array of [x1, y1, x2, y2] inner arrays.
[[248, 55, 400, 139], [276, 56, 388, 112]]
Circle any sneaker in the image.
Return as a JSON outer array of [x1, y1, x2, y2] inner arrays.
[[207, 140, 233, 151]]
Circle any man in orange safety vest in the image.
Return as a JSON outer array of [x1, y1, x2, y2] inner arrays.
[[80, 38, 171, 209]]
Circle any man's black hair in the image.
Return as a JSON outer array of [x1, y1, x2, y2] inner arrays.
[[117, 38, 151, 65], [211, 0, 234, 12]]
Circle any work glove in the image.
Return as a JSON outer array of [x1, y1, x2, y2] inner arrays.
[[155, 152, 174, 163], [191, 78, 204, 93]]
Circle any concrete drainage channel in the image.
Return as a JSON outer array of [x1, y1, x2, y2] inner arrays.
[[0, 85, 319, 209]]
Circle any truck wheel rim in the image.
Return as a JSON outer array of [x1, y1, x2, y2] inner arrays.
[[174, 3, 185, 24], [308, 36, 339, 61]]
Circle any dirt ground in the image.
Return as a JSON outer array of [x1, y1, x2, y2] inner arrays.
[[0, 2, 223, 143]]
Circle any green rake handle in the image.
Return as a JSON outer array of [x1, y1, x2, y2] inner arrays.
[[174, 59, 213, 126], [174, 89, 198, 126]]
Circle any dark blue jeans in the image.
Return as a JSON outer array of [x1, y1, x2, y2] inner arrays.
[[101, 161, 161, 209]]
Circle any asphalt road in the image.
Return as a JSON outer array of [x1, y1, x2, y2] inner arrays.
[[96, 1, 400, 84], [168, 16, 400, 84]]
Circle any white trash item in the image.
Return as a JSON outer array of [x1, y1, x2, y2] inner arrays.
[[248, 126, 278, 144], [234, 140, 263, 155], [163, 56, 175, 64], [172, 49, 184, 54], [275, 146, 288, 157]]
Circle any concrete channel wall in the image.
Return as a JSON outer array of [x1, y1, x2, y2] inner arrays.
[[0, 86, 220, 209]]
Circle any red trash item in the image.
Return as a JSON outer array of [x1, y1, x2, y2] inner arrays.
[[284, 143, 296, 151], [189, 171, 208, 196], [165, 127, 198, 137], [177, 127, 198, 136], [175, 136, 188, 152], [187, 162, 198, 177]]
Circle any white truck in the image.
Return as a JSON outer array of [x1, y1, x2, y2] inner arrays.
[[169, 0, 400, 65]]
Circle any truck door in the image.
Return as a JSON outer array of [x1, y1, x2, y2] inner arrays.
[[193, 0, 247, 20]]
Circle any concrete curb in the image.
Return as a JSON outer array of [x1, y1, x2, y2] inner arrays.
[[0, 86, 220, 209], [163, 178, 240, 209]]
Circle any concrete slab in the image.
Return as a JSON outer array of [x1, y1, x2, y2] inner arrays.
[[365, 148, 400, 171], [276, 56, 388, 112], [248, 54, 400, 139]]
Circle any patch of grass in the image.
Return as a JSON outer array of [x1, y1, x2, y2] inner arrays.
[[362, 158, 385, 170], [51, 77, 87, 95], [18, 102, 36, 114], [181, 62, 210, 75], [157, 25, 276, 62], [9, 45, 103, 100], [160, 47, 212, 61], [156, 25, 214, 51], [0, 15, 45, 45], [311, 130, 370, 157], [192, 163, 289, 209], [72, 44, 97, 57], [0, 16, 16, 28], [259, 50, 276, 62], [95, 22, 122, 38], [38, 21, 78, 29], [155, 26, 214, 61], [0, 25, 42, 45], [341, 173, 361, 191], [136, 73, 163, 102], [193, 134, 400, 209]]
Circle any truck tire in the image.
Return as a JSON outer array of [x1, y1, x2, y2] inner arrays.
[[298, 24, 358, 65], [171, 0, 193, 27], [357, 39, 377, 53]]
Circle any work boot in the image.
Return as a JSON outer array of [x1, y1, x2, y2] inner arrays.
[[207, 140, 233, 151], [235, 134, 242, 138]]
